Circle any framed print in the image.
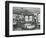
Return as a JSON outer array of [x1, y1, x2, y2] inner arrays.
[[5, 1, 45, 37]]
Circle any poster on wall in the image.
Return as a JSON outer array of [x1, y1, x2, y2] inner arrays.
[[5, 1, 45, 37]]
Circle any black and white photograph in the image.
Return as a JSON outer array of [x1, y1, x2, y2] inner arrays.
[[13, 7, 40, 31], [5, 1, 45, 37]]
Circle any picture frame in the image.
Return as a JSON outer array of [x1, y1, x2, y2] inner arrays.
[[5, 1, 45, 37]]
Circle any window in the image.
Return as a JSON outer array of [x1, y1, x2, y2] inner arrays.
[[29, 16, 32, 21], [25, 16, 28, 21], [25, 16, 32, 21], [38, 14, 40, 22]]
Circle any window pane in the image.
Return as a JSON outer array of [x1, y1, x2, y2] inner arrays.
[[25, 16, 28, 21], [29, 16, 32, 21], [38, 14, 40, 22]]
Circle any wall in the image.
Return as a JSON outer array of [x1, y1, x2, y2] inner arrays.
[[0, 0, 46, 38]]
